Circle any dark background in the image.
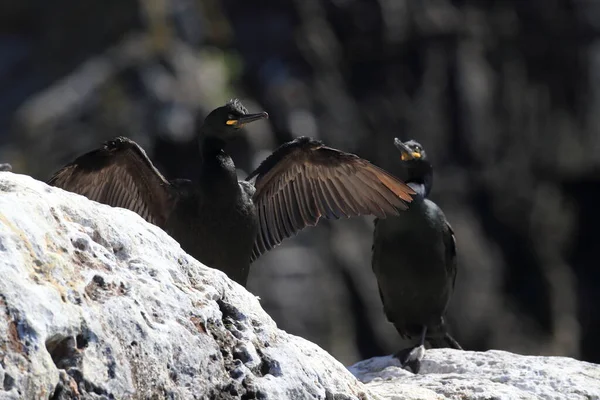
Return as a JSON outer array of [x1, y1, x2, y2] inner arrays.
[[1, 0, 598, 366]]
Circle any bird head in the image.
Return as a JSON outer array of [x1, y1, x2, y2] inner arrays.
[[393, 138, 432, 197], [202, 99, 269, 139], [394, 138, 427, 162]]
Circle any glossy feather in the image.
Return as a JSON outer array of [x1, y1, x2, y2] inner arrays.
[[246, 137, 415, 261]]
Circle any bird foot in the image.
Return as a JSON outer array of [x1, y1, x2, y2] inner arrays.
[[0, 163, 12, 172], [394, 344, 426, 374]]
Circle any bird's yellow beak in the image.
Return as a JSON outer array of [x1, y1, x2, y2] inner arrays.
[[226, 112, 269, 128], [400, 152, 421, 161], [395, 138, 421, 161]]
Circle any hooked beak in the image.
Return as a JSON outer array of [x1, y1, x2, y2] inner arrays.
[[394, 138, 421, 161], [234, 111, 269, 128]]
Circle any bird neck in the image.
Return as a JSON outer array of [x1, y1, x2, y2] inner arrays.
[[402, 159, 433, 199], [199, 135, 227, 158], [407, 172, 432, 199]]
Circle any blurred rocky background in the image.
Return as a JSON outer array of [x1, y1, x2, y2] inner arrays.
[[1, 0, 598, 366]]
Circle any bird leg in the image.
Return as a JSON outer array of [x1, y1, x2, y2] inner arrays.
[[426, 331, 463, 350], [394, 326, 427, 374], [443, 332, 463, 350]]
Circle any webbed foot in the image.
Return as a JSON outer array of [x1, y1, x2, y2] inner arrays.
[[394, 344, 426, 374]]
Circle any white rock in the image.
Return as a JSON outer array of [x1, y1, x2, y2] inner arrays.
[[2, 171, 599, 400], [0, 172, 373, 399], [349, 349, 600, 400]]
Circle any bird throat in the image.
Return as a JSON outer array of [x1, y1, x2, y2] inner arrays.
[[197, 135, 238, 196], [199, 136, 227, 158], [408, 182, 427, 198], [404, 164, 433, 198], [406, 172, 432, 198]]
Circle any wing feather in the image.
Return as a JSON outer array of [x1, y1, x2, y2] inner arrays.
[[47, 136, 173, 227], [277, 190, 294, 237], [248, 137, 415, 261]]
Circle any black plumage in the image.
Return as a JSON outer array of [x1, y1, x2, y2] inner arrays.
[[371, 138, 462, 373], [48, 99, 416, 287]]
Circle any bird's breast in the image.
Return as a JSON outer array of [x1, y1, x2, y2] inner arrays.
[[165, 183, 258, 283], [373, 199, 447, 275]]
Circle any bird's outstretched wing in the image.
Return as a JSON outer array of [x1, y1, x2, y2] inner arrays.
[[47, 136, 172, 226], [246, 136, 416, 261]]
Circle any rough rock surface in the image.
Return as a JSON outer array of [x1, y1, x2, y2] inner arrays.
[[1, 171, 599, 400], [350, 349, 600, 400], [0, 172, 372, 399]]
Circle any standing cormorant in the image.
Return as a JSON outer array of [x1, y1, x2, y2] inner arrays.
[[48, 99, 416, 286], [371, 138, 462, 374]]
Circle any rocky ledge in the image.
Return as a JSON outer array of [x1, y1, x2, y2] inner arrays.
[[350, 349, 600, 399], [0, 172, 598, 400]]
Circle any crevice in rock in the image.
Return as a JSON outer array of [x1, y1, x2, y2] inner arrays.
[[50, 371, 79, 400], [212, 297, 285, 386], [3, 373, 14, 391], [46, 325, 115, 399], [68, 368, 113, 398], [233, 346, 253, 364], [0, 180, 16, 192], [240, 377, 267, 400], [46, 335, 81, 370], [111, 242, 130, 260], [104, 346, 117, 379], [85, 274, 128, 302], [49, 363, 115, 399], [217, 298, 246, 327], [75, 333, 88, 350], [203, 298, 266, 399], [256, 349, 282, 377], [71, 236, 90, 251], [90, 229, 110, 250], [75, 322, 95, 350]]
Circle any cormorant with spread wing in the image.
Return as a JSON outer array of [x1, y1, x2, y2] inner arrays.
[[371, 139, 462, 374], [48, 99, 415, 287]]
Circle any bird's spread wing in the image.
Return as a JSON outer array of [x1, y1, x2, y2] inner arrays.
[[246, 137, 416, 261], [444, 220, 458, 289], [47, 136, 172, 226]]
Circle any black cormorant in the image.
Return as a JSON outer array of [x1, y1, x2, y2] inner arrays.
[[48, 99, 416, 287], [371, 138, 462, 374]]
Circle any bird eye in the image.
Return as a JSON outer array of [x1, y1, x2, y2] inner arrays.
[[225, 115, 238, 126]]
